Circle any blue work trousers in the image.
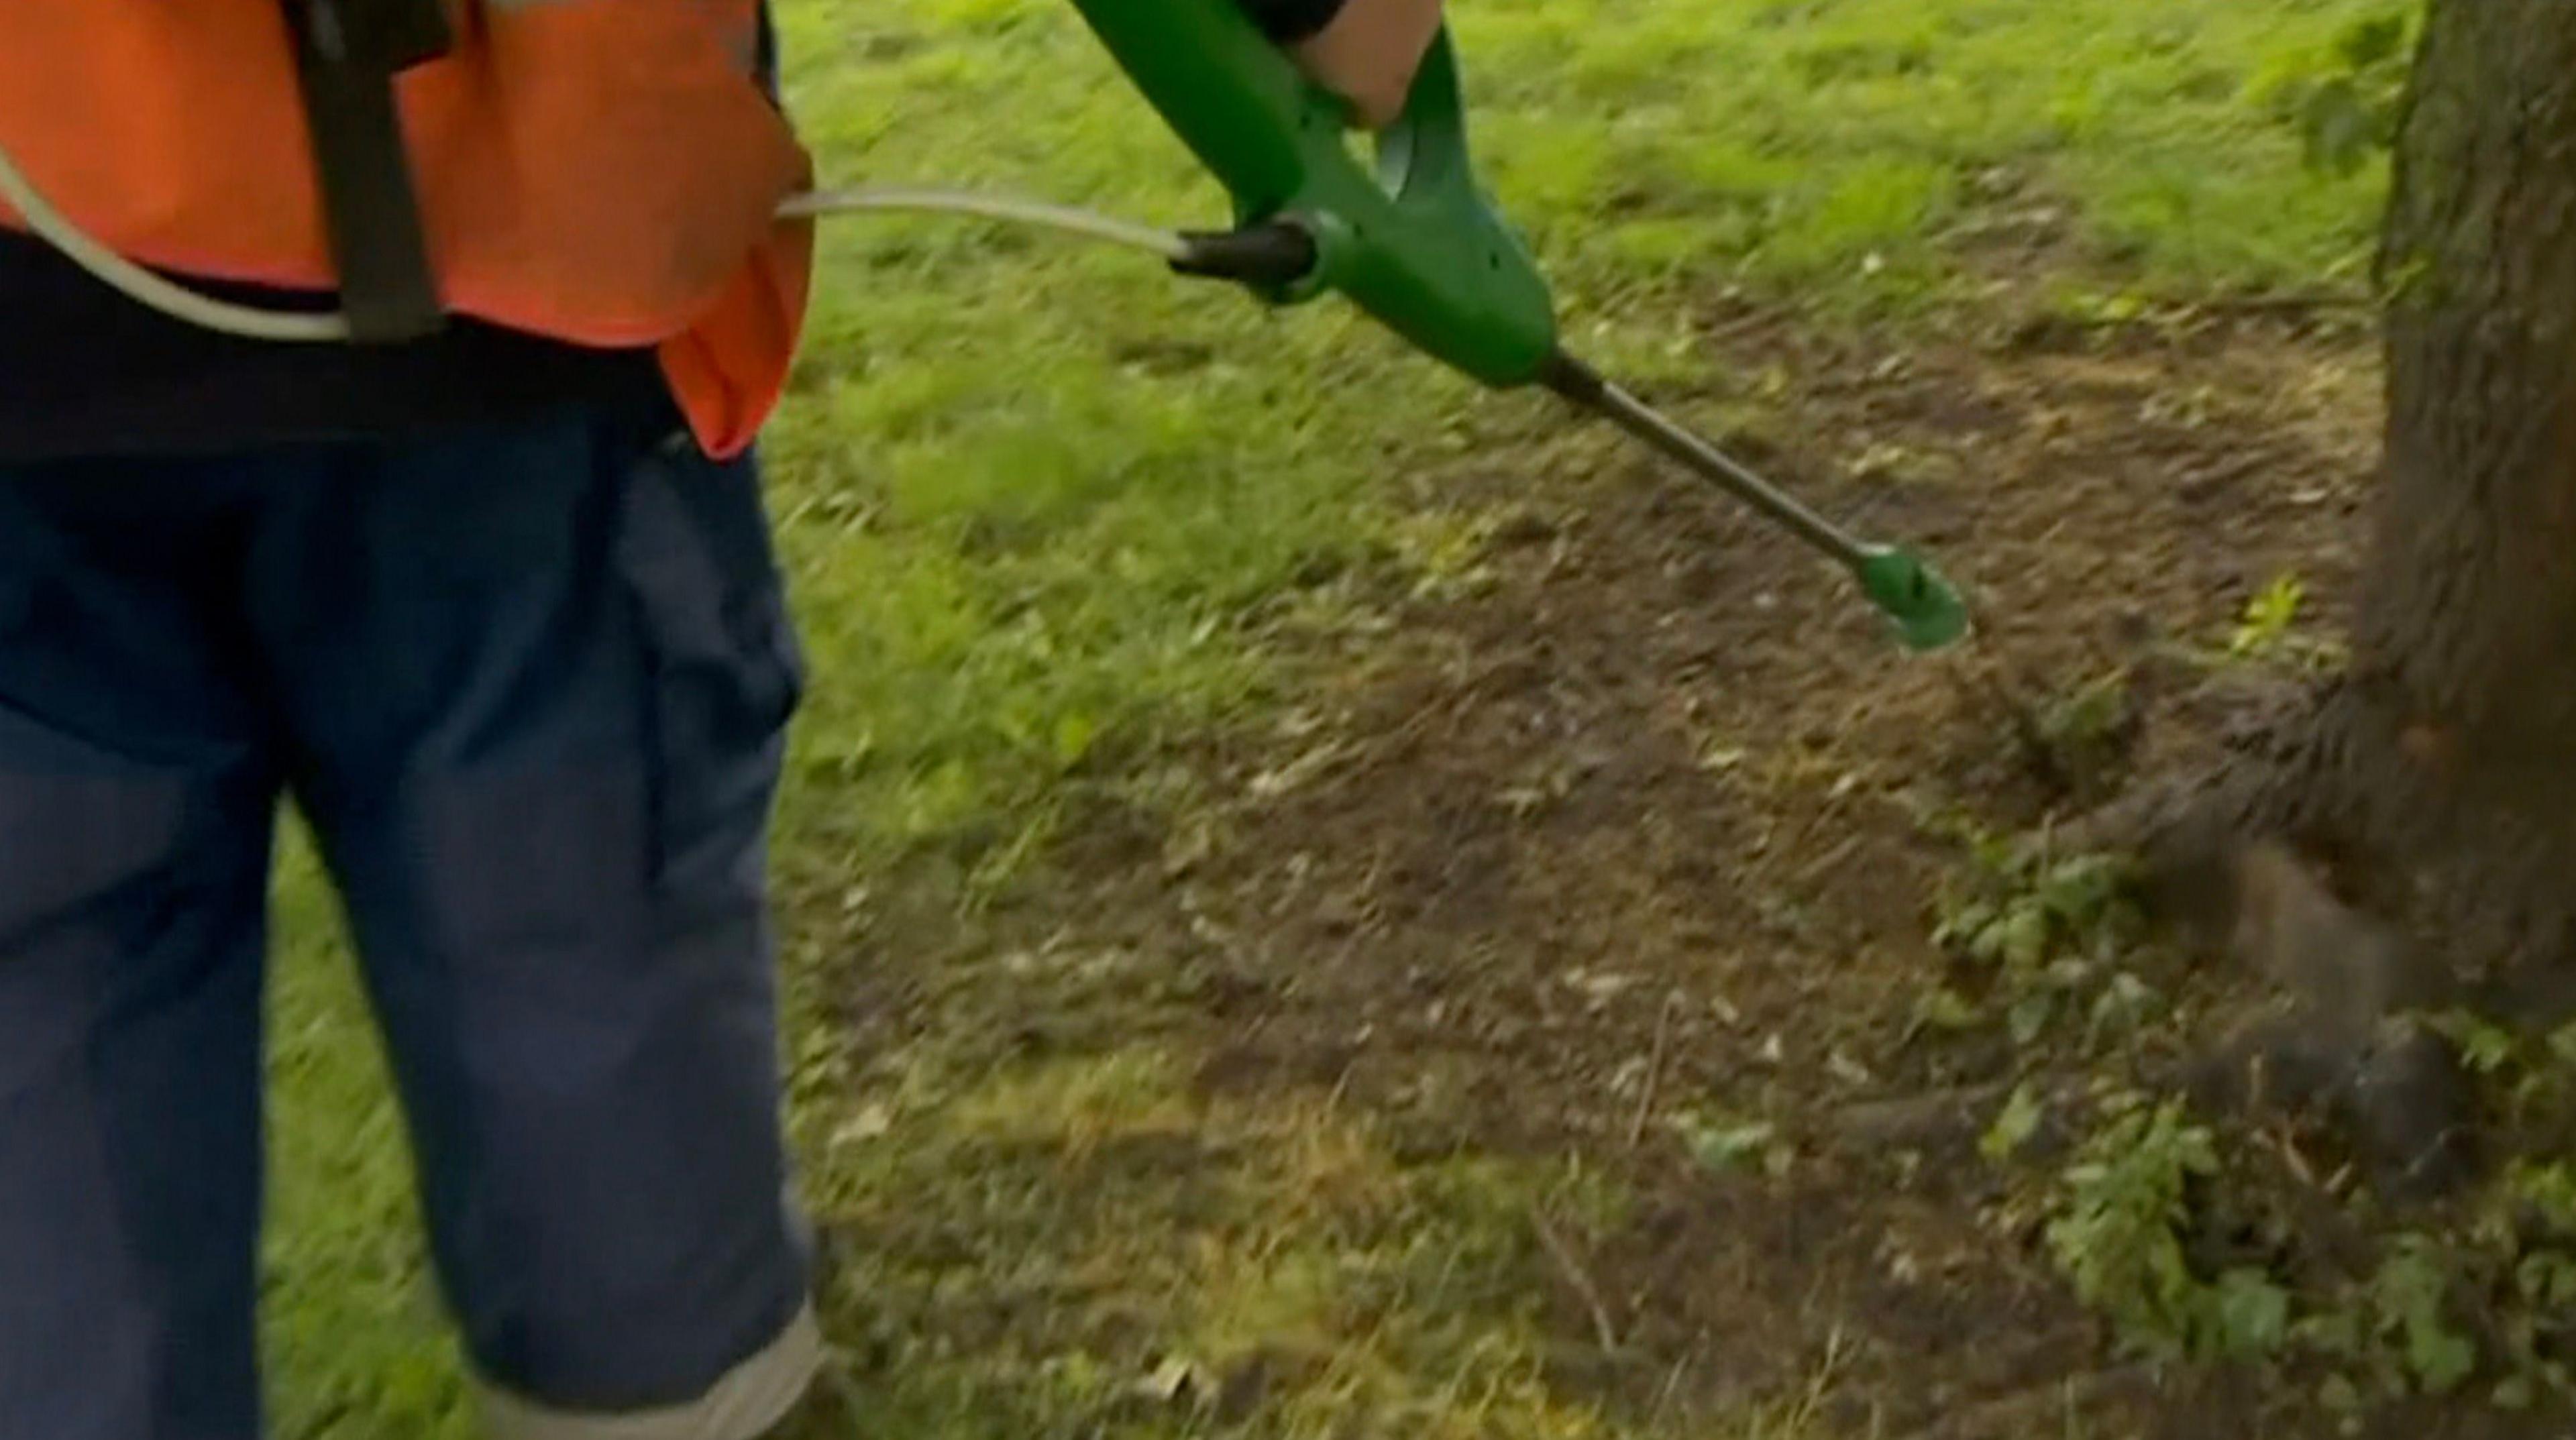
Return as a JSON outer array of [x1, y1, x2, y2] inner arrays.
[[0, 402, 816, 1438]]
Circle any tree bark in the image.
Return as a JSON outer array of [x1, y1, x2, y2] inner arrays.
[[2174, 0, 2576, 1019]]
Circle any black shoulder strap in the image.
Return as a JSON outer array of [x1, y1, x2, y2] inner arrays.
[[280, 0, 452, 343]]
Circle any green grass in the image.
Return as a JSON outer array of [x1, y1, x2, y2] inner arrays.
[[800, 1048, 1645, 1438], [256, 0, 2398, 1433], [1473, 0, 2394, 302]]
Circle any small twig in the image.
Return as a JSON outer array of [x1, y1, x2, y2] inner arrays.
[[1793, 833, 1868, 889], [1786, 1325, 1854, 1431], [1646, 1351, 1694, 1426], [1628, 992, 1679, 1150], [1701, 305, 1784, 353], [1529, 1207, 1621, 1355], [2265, 1121, 2318, 1188]]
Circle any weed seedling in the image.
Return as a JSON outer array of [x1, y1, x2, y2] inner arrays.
[[2044, 1093, 2292, 1364]]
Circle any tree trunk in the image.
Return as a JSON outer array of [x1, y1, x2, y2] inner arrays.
[[2181, 0, 2576, 1019]]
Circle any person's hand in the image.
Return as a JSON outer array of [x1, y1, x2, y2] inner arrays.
[[1289, 0, 1444, 129]]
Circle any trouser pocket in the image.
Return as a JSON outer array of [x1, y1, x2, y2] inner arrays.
[[610, 432, 804, 906]]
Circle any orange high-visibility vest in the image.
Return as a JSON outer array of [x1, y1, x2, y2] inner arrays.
[[0, 0, 815, 458]]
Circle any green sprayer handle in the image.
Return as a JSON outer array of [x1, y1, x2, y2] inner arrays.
[[1065, 1, 1970, 653], [1066, 1, 1560, 387]]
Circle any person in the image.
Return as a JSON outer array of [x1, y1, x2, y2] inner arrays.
[[0, 1, 1442, 1437]]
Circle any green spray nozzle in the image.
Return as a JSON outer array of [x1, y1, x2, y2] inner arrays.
[[1855, 547, 1972, 653]]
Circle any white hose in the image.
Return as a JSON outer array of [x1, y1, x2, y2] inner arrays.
[[0, 135, 354, 341], [781, 186, 1189, 262], [0, 140, 1189, 343]]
